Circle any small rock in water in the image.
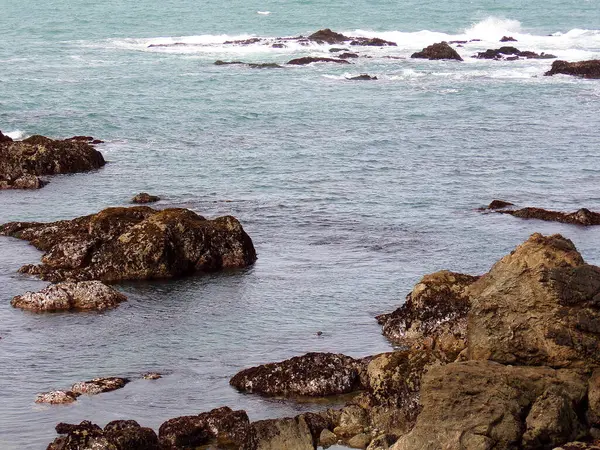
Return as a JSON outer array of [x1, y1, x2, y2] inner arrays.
[[316, 331, 323, 336], [131, 192, 160, 203], [287, 56, 351, 65], [143, 372, 162, 380], [35, 390, 80, 404], [500, 35, 518, 42], [71, 377, 129, 395], [347, 74, 378, 81], [411, 42, 463, 61], [483, 199, 514, 210]]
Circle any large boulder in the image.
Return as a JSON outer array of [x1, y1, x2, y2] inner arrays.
[[411, 42, 463, 61], [230, 352, 365, 397], [545, 60, 600, 78], [0, 206, 257, 282], [11, 281, 126, 311], [391, 360, 588, 450], [308, 29, 350, 44], [466, 233, 600, 368], [376, 270, 478, 361], [0, 134, 105, 189]]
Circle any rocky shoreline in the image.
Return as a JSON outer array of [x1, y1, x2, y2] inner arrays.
[[41, 233, 600, 449]]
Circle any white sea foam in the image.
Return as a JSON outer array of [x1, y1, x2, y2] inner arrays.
[[5, 130, 25, 140], [257, 11, 271, 15]]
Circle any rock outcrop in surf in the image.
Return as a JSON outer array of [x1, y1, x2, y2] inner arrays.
[[482, 201, 600, 225], [0, 206, 257, 282], [0, 134, 105, 190], [475, 46, 556, 60], [410, 42, 463, 61], [545, 60, 600, 78]]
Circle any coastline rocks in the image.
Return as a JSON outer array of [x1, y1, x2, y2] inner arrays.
[[252, 416, 314, 450], [545, 60, 600, 78], [466, 233, 600, 368], [11, 281, 127, 311], [0, 206, 257, 282], [131, 192, 160, 204], [214, 60, 284, 69], [411, 42, 463, 61], [350, 38, 397, 47], [391, 360, 588, 450], [308, 28, 350, 44], [498, 206, 600, 225], [376, 270, 478, 361], [475, 46, 556, 60], [230, 352, 365, 397], [500, 35, 518, 42], [287, 56, 350, 65], [0, 130, 13, 142], [35, 390, 79, 404], [71, 377, 129, 395], [0, 134, 105, 190], [347, 74, 378, 80], [47, 420, 159, 450], [142, 372, 162, 380]]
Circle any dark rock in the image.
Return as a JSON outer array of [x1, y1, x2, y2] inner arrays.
[[329, 47, 349, 53], [0, 206, 257, 282], [545, 60, 600, 78], [500, 36, 518, 42], [376, 270, 478, 361], [248, 63, 283, 69], [66, 135, 104, 144], [271, 43, 285, 48], [11, 281, 127, 311], [0, 130, 13, 142], [287, 57, 350, 65], [224, 37, 263, 45], [411, 42, 463, 61], [308, 29, 350, 44], [131, 192, 160, 203], [476, 46, 557, 60], [484, 199, 514, 210], [214, 60, 245, 65], [347, 74, 378, 80], [338, 52, 360, 59], [497, 206, 600, 225], [350, 38, 397, 47], [230, 352, 365, 397], [71, 377, 129, 395], [0, 134, 105, 190], [448, 40, 468, 44]]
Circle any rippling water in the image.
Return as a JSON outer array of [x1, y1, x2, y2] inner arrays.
[[2, 0, 600, 447]]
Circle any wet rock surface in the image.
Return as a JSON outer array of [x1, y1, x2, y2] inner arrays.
[[0, 134, 105, 190], [230, 352, 365, 397], [71, 377, 130, 395], [411, 42, 463, 61], [287, 56, 351, 65], [0, 206, 257, 282], [347, 74, 378, 80], [475, 46, 556, 60], [11, 281, 127, 311], [131, 192, 160, 203], [545, 59, 600, 78], [500, 35, 518, 42], [495, 205, 600, 225]]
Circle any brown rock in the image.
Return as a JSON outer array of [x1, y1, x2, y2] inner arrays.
[[0, 206, 257, 282], [545, 60, 600, 78], [320, 428, 338, 447], [411, 42, 463, 61], [485, 199, 514, 210], [308, 29, 350, 44], [142, 372, 162, 380], [0, 130, 13, 142], [497, 206, 600, 225], [588, 370, 600, 426], [348, 433, 371, 448], [11, 281, 127, 311], [476, 47, 556, 60], [347, 74, 377, 80], [131, 192, 160, 204], [35, 390, 80, 404], [252, 416, 313, 450], [230, 352, 364, 397], [350, 38, 397, 47], [500, 36, 518, 42], [287, 57, 350, 65], [71, 377, 129, 395], [466, 233, 600, 368], [376, 270, 478, 361]]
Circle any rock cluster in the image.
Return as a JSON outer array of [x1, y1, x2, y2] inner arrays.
[[0, 134, 105, 189], [11, 281, 126, 312], [0, 206, 257, 282], [36, 377, 129, 404], [545, 60, 600, 78], [411, 42, 463, 61], [475, 46, 556, 60]]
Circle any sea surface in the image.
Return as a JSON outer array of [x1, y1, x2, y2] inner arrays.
[[1, 0, 600, 448]]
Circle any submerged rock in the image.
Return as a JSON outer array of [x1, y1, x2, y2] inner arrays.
[[497, 206, 600, 225], [71, 377, 129, 395], [287, 56, 351, 65], [142, 372, 162, 380], [347, 74, 378, 80], [230, 352, 365, 397], [252, 416, 314, 450], [350, 37, 397, 47], [545, 60, 600, 78], [0, 206, 257, 282], [131, 192, 160, 204], [35, 390, 80, 404], [482, 199, 515, 210], [11, 281, 127, 311], [0, 134, 105, 190], [338, 52, 360, 59], [411, 42, 463, 61], [214, 60, 283, 69]]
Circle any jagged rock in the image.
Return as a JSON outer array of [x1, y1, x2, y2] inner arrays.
[[500, 36, 518, 42], [391, 360, 588, 450], [131, 192, 160, 204], [35, 390, 79, 404], [0, 134, 105, 190], [350, 38, 397, 47], [496, 206, 600, 225], [320, 428, 338, 447], [0, 206, 257, 282], [287, 57, 350, 65], [47, 420, 159, 450], [230, 352, 364, 397], [159, 407, 254, 450], [252, 416, 314, 450], [376, 270, 478, 361], [467, 233, 600, 368], [299, 412, 332, 448], [11, 281, 126, 311], [411, 42, 463, 61], [476, 46, 556, 60], [71, 377, 129, 395], [367, 434, 396, 450], [347, 74, 377, 80], [0, 130, 13, 142], [308, 29, 350, 44], [545, 60, 600, 78]]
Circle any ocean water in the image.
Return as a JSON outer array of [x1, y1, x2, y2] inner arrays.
[[2, 0, 600, 447]]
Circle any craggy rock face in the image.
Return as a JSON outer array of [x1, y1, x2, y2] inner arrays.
[[47, 420, 159, 450], [545, 59, 600, 78], [71, 377, 129, 395], [0, 206, 257, 282], [411, 42, 463, 61], [159, 407, 254, 450], [467, 233, 600, 368], [376, 271, 478, 362], [230, 352, 365, 397], [0, 134, 105, 189], [392, 361, 588, 450], [11, 281, 127, 311], [498, 207, 600, 226]]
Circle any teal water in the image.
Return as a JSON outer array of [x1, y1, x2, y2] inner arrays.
[[1, 0, 600, 448]]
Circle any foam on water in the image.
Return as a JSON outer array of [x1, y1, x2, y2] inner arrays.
[[5, 130, 26, 140]]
